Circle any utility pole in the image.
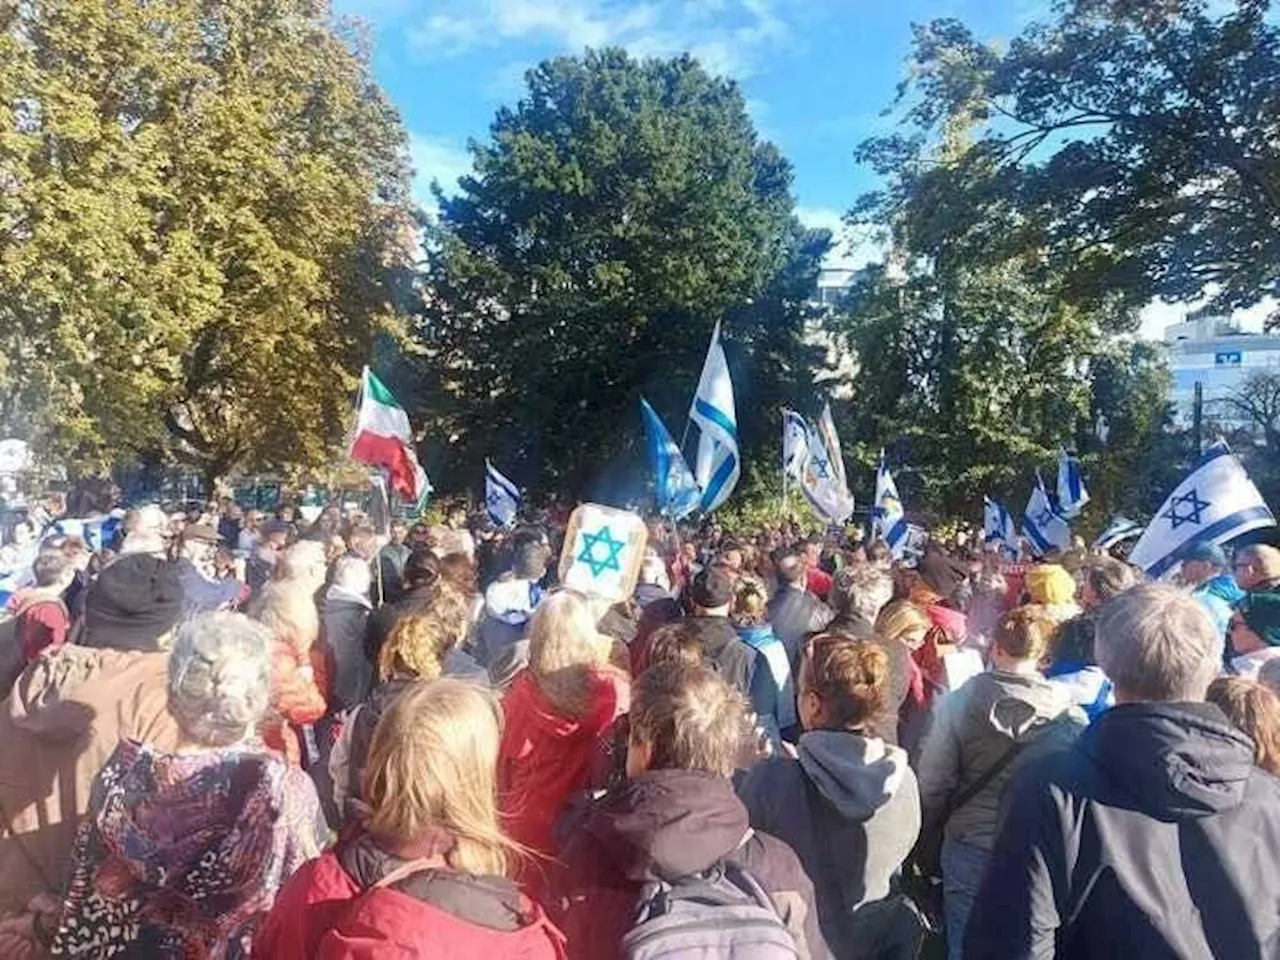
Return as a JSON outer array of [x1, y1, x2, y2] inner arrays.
[[1193, 380, 1204, 454]]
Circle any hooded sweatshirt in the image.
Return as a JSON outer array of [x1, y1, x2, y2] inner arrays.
[[550, 769, 827, 960], [966, 702, 1280, 959], [916, 670, 1081, 851], [477, 577, 544, 679], [739, 730, 921, 959], [51, 739, 326, 958], [0, 645, 181, 916]]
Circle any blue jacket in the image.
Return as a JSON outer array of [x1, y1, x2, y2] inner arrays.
[[737, 623, 795, 749]]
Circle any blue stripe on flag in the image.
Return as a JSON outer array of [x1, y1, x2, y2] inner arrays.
[[701, 451, 738, 511], [1025, 520, 1053, 556], [1069, 462, 1083, 501], [694, 398, 738, 441], [885, 517, 908, 547], [487, 466, 518, 500], [1146, 505, 1278, 578]]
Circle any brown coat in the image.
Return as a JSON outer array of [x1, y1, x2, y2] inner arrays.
[[0, 645, 181, 915]]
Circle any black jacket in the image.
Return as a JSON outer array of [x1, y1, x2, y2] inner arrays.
[[965, 701, 1280, 959], [680, 615, 756, 697], [767, 586, 833, 665]]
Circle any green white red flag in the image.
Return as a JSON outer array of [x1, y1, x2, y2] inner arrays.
[[348, 367, 432, 504]]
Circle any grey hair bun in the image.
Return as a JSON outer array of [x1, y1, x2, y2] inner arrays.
[[168, 612, 273, 748]]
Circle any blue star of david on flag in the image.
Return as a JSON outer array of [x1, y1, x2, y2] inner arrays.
[[811, 455, 830, 480], [577, 526, 626, 578], [1162, 488, 1210, 529]]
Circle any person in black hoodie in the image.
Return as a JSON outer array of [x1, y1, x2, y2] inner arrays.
[[967, 583, 1280, 959], [550, 661, 828, 959], [673, 566, 757, 697], [739, 634, 922, 959]]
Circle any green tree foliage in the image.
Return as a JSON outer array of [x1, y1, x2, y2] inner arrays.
[[854, 0, 1280, 324], [0, 0, 414, 482], [416, 49, 827, 499]]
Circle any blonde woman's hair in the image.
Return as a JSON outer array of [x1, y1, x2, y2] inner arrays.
[[379, 609, 458, 683], [528, 590, 614, 717], [994, 604, 1059, 662], [252, 578, 320, 652], [362, 679, 516, 877], [875, 600, 932, 648]]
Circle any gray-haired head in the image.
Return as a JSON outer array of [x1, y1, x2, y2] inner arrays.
[[832, 565, 894, 625], [331, 555, 372, 596], [1095, 583, 1221, 704], [168, 612, 272, 747]]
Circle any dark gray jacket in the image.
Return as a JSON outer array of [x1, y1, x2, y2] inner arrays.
[[966, 702, 1280, 959], [323, 589, 373, 713], [739, 730, 921, 959], [767, 584, 834, 664]]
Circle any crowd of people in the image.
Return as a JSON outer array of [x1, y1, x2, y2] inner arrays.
[[1, 493, 1280, 958]]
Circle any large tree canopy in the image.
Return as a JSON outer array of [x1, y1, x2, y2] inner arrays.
[[853, 0, 1280, 324], [0, 0, 414, 482], [416, 49, 827, 499]]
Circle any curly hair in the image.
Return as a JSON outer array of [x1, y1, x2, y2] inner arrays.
[[378, 609, 458, 683]]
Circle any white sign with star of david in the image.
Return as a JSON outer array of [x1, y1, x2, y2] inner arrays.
[[559, 503, 649, 602]]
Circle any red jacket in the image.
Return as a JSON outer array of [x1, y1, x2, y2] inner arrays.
[[254, 833, 567, 960], [498, 670, 629, 897], [8, 592, 69, 662]]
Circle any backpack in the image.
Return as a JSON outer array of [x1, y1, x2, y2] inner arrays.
[[621, 856, 799, 960]]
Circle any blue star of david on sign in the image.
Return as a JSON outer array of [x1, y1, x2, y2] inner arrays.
[[1163, 488, 1210, 529], [577, 525, 626, 578], [811, 456, 830, 479]]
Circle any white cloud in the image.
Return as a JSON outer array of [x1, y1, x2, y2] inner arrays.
[[795, 205, 884, 272], [408, 0, 793, 79], [408, 133, 473, 210]]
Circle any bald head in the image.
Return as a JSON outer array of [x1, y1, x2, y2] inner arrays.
[[1235, 544, 1280, 592]]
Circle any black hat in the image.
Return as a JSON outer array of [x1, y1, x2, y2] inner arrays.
[[691, 566, 734, 610], [83, 554, 184, 651]]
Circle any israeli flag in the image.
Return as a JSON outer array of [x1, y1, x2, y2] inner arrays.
[[1057, 448, 1090, 519], [485, 460, 520, 529], [640, 398, 702, 520], [688, 321, 740, 513], [1023, 472, 1072, 557], [801, 403, 855, 524], [782, 409, 810, 481], [1128, 441, 1275, 577], [873, 452, 908, 558], [983, 496, 1018, 556], [1093, 515, 1145, 552]]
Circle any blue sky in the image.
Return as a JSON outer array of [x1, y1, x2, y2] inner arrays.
[[337, 0, 1267, 337]]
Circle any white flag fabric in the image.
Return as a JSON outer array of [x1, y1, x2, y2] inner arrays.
[[782, 409, 810, 481], [873, 453, 908, 558], [1023, 472, 1072, 557], [688, 321, 740, 514], [800, 402, 854, 524], [1128, 442, 1276, 576], [485, 460, 520, 529], [1056, 448, 1090, 519], [983, 496, 1019, 556], [1092, 515, 1144, 552]]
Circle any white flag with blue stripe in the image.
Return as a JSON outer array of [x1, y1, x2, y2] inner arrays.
[[983, 496, 1018, 556], [688, 321, 740, 514], [800, 403, 854, 524], [1023, 472, 1072, 557], [1128, 441, 1275, 577], [1056, 448, 1090, 519], [873, 453, 908, 558], [782, 409, 810, 481], [485, 460, 520, 529], [1092, 516, 1144, 553]]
